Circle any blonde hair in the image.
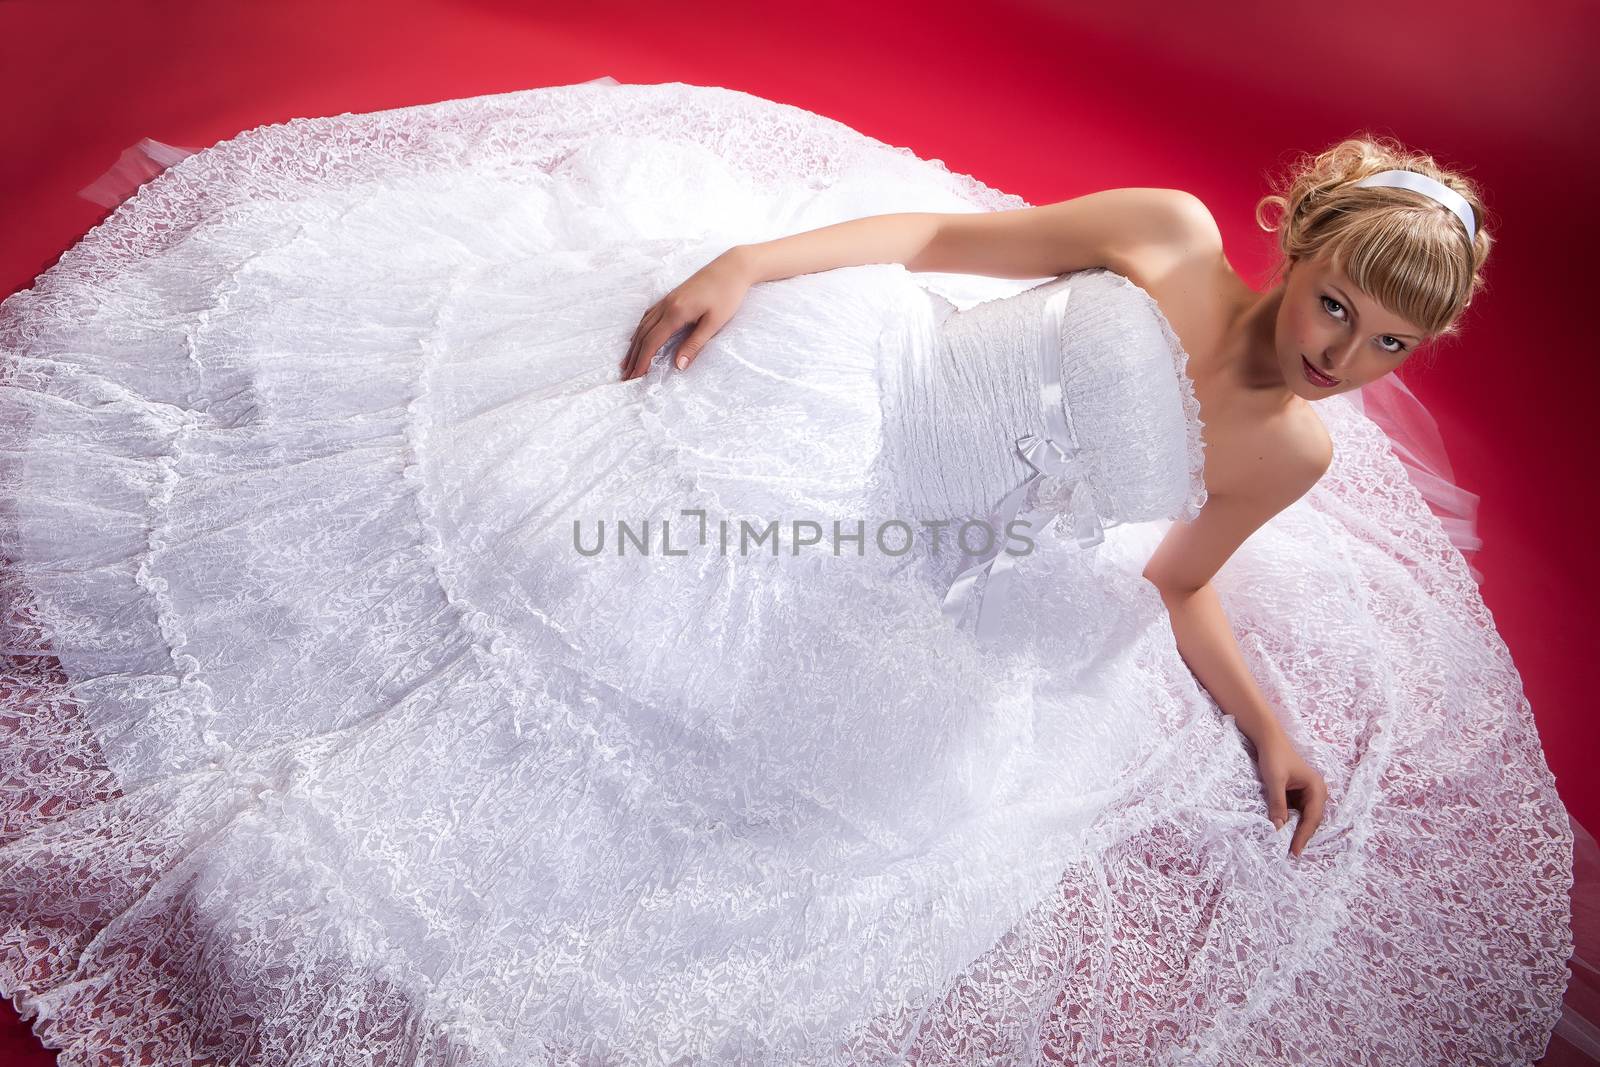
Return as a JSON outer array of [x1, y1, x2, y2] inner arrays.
[[1254, 134, 1493, 342]]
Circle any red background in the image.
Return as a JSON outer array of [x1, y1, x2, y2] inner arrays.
[[2, 2, 1595, 1063]]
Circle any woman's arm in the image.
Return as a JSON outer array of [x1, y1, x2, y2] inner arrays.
[[730, 188, 1210, 285], [1143, 433, 1333, 857], [1155, 580, 1289, 750], [626, 188, 1211, 379], [1142, 444, 1332, 750]]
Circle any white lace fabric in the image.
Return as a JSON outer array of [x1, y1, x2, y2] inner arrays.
[[0, 77, 1574, 1066]]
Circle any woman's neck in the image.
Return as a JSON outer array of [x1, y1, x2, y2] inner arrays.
[[1220, 279, 1300, 415]]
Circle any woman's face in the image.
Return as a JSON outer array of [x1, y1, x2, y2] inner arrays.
[[1275, 251, 1427, 398]]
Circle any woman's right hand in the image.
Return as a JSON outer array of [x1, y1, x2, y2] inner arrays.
[[620, 250, 755, 381]]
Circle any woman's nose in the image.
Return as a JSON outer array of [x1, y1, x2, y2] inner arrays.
[[1322, 336, 1363, 375]]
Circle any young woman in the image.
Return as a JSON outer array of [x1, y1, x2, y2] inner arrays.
[[0, 77, 1572, 1065], [623, 159, 1481, 863]]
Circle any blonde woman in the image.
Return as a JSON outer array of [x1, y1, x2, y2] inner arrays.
[[0, 79, 1571, 1065]]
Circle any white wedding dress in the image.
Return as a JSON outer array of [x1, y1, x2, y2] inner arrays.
[[0, 77, 1576, 1066]]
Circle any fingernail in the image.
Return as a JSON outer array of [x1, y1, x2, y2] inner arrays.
[[676, 355, 688, 370]]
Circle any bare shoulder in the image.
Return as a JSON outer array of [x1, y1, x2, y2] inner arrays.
[[1100, 189, 1224, 273], [1143, 408, 1331, 593], [1144, 189, 1223, 251], [1207, 403, 1333, 501], [1109, 194, 1240, 387]]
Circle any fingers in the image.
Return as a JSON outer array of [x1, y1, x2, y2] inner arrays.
[[622, 308, 649, 380], [1288, 779, 1327, 859], [623, 304, 722, 379], [673, 313, 725, 371], [1264, 777, 1289, 834], [623, 305, 666, 382]]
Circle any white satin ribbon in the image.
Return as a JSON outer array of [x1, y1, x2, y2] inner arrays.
[[1353, 169, 1476, 244], [940, 284, 1105, 641]]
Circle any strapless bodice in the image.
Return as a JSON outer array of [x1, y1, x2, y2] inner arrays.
[[874, 267, 1208, 539]]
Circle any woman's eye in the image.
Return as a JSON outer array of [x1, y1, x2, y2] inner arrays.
[[1322, 294, 1405, 353]]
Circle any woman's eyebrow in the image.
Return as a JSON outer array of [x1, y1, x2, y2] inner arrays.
[[1329, 282, 1423, 341]]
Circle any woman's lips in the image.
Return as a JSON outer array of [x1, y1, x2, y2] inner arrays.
[[1302, 355, 1339, 387]]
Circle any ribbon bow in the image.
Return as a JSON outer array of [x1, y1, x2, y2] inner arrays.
[[940, 285, 1106, 641]]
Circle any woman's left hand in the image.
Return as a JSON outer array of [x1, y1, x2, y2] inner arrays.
[[1253, 736, 1328, 859]]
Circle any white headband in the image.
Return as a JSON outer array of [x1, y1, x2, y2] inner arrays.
[[1353, 169, 1477, 244]]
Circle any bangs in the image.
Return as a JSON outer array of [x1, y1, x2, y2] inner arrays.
[[1322, 209, 1473, 339]]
